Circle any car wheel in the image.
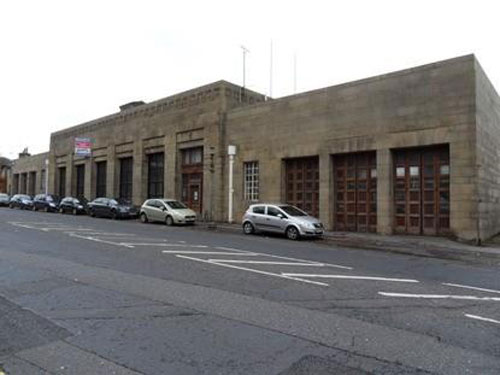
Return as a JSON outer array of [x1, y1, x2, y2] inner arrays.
[[59, 207, 64, 214], [44, 206, 49, 213], [286, 226, 300, 241], [140, 213, 148, 223], [89, 209, 95, 217], [9, 204, 13, 209], [72, 208, 78, 216], [111, 210, 118, 220], [165, 216, 174, 226], [32, 205, 36, 211], [243, 222, 255, 235]]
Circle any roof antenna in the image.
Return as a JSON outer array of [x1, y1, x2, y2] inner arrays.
[[269, 40, 273, 99], [240, 45, 250, 103]]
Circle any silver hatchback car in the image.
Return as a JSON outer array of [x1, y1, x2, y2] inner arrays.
[[140, 199, 197, 226], [242, 203, 324, 240]]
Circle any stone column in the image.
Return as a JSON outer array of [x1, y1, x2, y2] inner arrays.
[[48, 153, 56, 195], [84, 158, 92, 200], [319, 151, 333, 230], [376, 148, 393, 235], [65, 153, 73, 197], [165, 136, 176, 198], [106, 145, 116, 197], [132, 141, 144, 206], [26, 172, 32, 196]]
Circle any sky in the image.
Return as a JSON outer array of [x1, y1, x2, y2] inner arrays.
[[1, 0, 499, 159]]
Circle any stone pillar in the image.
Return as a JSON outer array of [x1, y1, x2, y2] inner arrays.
[[319, 151, 333, 230], [376, 148, 393, 235], [165, 136, 176, 198], [65, 153, 73, 197], [84, 158, 92, 200], [26, 172, 32, 196], [132, 141, 144, 206], [106, 145, 116, 197], [48, 153, 56, 195]]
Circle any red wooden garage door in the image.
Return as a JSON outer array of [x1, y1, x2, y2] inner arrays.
[[334, 152, 377, 232], [285, 157, 319, 217], [394, 146, 450, 236]]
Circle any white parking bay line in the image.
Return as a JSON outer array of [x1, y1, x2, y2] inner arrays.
[[465, 314, 500, 325], [378, 292, 500, 301], [283, 274, 419, 283], [210, 260, 325, 266], [175, 255, 329, 287], [69, 234, 134, 248], [162, 251, 259, 255], [121, 243, 208, 247], [443, 283, 500, 295]]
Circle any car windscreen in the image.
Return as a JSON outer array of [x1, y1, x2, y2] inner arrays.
[[165, 201, 187, 209], [279, 205, 308, 216], [19, 195, 31, 200], [115, 198, 130, 206], [0, 194, 7, 198]]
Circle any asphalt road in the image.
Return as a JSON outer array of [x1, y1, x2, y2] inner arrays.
[[0, 208, 499, 374]]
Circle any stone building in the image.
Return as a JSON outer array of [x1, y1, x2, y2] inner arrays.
[[9, 151, 49, 196], [0, 157, 12, 194], [9, 54, 500, 241]]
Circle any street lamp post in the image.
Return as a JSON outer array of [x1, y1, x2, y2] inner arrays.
[[227, 145, 236, 223]]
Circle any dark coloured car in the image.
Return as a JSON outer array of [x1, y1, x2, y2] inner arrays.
[[87, 197, 138, 219], [33, 194, 60, 212], [9, 194, 34, 210], [0, 194, 10, 207], [58, 197, 88, 215]]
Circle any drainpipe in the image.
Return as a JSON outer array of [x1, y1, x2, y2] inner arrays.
[[227, 145, 236, 223]]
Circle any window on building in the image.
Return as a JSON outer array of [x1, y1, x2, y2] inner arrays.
[[75, 165, 85, 198], [147, 153, 164, 199], [119, 157, 133, 200], [182, 147, 203, 165], [95, 161, 107, 198], [58, 167, 66, 197], [244, 161, 259, 201]]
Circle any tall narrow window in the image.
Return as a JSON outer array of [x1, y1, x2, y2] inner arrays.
[[95, 161, 107, 198], [75, 164, 85, 198], [58, 167, 66, 197], [147, 153, 164, 199], [119, 157, 133, 200], [244, 161, 259, 201]]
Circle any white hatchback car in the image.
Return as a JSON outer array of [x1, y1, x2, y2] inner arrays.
[[140, 199, 197, 226]]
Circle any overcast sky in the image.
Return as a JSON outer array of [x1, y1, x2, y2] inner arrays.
[[1, 0, 499, 159]]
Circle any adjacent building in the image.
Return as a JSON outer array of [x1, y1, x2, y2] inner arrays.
[[8, 55, 500, 242]]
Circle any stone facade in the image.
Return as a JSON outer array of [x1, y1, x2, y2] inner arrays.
[[10, 152, 49, 196], [9, 55, 500, 241]]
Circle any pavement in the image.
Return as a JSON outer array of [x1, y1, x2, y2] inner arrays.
[[1, 208, 500, 374], [195, 221, 500, 266]]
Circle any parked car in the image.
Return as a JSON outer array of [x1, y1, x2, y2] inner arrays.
[[9, 194, 34, 210], [0, 194, 10, 207], [87, 197, 138, 219], [33, 194, 60, 212], [242, 203, 324, 240], [58, 196, 88, 215], [140, 199, 197, 226]]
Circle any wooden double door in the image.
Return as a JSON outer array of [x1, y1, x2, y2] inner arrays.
[[394, 146, 450, 236], [285, 157, 319, 217], [334, 152, 377, 232]]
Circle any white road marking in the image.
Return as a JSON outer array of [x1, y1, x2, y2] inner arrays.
[[378, 292, 500, 301], [210, 260, 325, 266], [78, 232, 136, 236], [175, 255, 329, 286], [69, 234, 134, 248], [161, 251, 259, 255], [215, 246, 249, 252], [443, 283, 500, 295], [465, 314, 500, 325], [283, 274, 419, 283], [121, 243, 208, 247]]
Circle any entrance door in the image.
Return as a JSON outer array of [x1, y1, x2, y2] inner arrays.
[[394, 146, 450, 236], [285, 157, 319, 217], [182, 173, 202, 213], [334, 152, 377, 232]]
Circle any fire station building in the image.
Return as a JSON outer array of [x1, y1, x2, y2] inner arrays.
[[10, 55, 500, 242]]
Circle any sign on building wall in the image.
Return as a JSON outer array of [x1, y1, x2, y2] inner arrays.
[[74, 137, 92, 157]]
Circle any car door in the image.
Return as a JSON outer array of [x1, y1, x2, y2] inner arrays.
[[148, 200, 161, 222], [265, 206, 288, 233], [248, 205, 267, 231]]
